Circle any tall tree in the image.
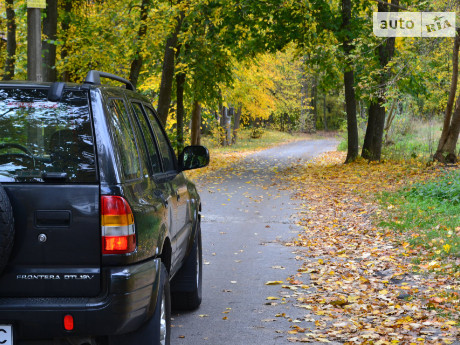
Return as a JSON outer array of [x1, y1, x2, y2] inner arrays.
[[190, 100, 201, 145], [434, 29, 460, 163], [175, 42, 186, 154], [60, 0, 73, 82], [362, 0, 398, 161], [341, 0, 359, 163], [129, 0, 151, 88], [3, 0, 16, 80], [232, 105, 242, 144], [27, 7, 42, 81], [156, 6, 184, 125], [43, 0, 58, 82]]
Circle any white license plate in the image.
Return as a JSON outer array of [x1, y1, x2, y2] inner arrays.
[[0, 325, 13, 345]]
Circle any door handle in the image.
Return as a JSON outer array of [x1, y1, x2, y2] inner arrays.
[[154, 190, 169, 208]]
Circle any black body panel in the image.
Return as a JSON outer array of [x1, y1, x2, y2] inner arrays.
[[0, 258, 160, 340], [0, 184, 100, 297]]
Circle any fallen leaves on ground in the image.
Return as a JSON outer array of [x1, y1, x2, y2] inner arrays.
[[276, 152, 459, 344], [186, 150, 259, 181]]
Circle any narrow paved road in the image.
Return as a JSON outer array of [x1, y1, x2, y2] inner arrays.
[[171, 139, 338, 345]]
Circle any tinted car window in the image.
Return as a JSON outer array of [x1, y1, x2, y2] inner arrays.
[[107, 99, 141, 180], [144, 107, 175, 172], [131, 103, 162, 174], [0, 88, 96, 182]]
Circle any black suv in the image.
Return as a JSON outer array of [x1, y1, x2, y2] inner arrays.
[[0, 71, 209, 345]]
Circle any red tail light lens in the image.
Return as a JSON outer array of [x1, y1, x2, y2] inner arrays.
[[64, 314, 74, 331], [101, 196, 136, 254]]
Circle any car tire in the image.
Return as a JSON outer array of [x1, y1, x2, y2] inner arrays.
[[171, 224, 202, 310], [0, 184, 14, 275], [108, 263, 171, 345]]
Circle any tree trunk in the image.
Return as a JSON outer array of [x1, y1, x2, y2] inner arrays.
[[226, 108, 233, 144], [370, 97, 386, 160], [27, 8, 43, 82], [384, 101, 397, 143], [300, 70, 308, 133], [156, 9, 184, 126], [344, 70, 359, 162], [362, 102, 376, 159], [434, 28, 460, 162], [342, 0, 359, 163], [43, 0, 58, 82], [129, 0, 150, 88], [220, 106, 229, 146], [3, 0, 16, 80], [232, 105, 242, 144], [311, 77, 317, 132], [361, 0, 398, 161], [437, 95, 460, 163], [323, 94, 327, 131], [176, 71, 186, 154], [190, 101, 201, 146], [60, 0, 73, 82]]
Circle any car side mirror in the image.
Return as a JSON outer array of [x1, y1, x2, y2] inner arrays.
[[179, 146, 210, 171]]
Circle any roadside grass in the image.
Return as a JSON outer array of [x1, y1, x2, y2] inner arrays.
[[338, 117, 460, 161], [379, 169, 460, 269], [382, 118, 441, 161]]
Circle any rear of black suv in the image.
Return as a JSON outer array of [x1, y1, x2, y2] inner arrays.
[[0, 75, 207, 345], [0, 86, 101, 297]]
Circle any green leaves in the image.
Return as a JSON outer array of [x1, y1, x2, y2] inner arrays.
[[407, 170, 460, 205]]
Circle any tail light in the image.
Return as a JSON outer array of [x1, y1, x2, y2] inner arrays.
[[64, 315, 74, 331], [101, 196, 136, 254]]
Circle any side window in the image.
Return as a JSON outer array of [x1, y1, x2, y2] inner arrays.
[[131, 103, 162, 174], [144, 107, 176, 172], [107, 99, 141, 180]]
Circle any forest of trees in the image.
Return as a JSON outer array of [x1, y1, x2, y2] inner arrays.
[[1, 0, 459, 162]]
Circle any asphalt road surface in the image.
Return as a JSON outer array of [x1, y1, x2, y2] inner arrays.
[[171, 139, 339, 345]]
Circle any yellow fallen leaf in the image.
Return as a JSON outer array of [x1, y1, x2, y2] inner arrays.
[[347, 295, 359, 303], [266, 296, 279, 300], [443, 244, 451, 253], [265, 281, 283, 285]]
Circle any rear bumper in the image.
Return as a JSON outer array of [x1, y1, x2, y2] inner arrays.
[[0, 258, 161, 340]]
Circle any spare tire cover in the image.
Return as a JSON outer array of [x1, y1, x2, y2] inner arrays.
[[0, 184, 14, 275]]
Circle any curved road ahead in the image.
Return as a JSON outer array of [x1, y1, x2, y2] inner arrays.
[[171, 139, 338, 345]]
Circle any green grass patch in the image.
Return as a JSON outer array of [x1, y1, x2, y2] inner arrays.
[[338, 117, 460, 161], [379, 170, 460, 263]]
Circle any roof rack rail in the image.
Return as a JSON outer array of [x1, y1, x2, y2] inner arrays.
[[84, 70, 135, 91]]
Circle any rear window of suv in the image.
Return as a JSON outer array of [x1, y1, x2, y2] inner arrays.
[[0, 88, 97, 183]]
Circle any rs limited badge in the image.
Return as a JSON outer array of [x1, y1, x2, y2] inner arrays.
[[17, 274, 95, 280]]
